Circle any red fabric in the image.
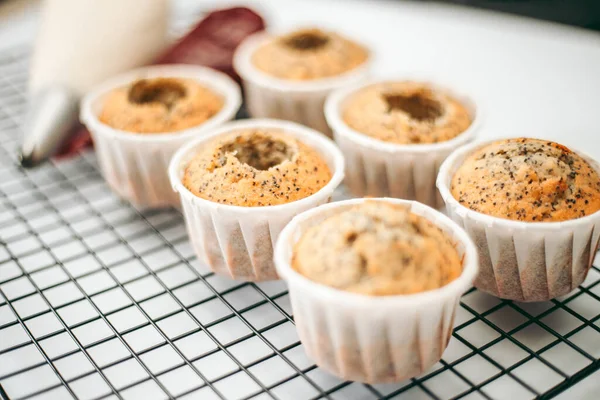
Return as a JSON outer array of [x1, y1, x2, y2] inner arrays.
[[155, 7, 265, 82], [55, 7, 265, 158], [54, 124, 93, 159]]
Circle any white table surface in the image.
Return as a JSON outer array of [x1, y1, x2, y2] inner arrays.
[[1, 0, 599, 398]]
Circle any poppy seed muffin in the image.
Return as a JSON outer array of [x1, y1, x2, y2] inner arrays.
[[451, 138, 600, 222], [183, 129, 332, 206], [252, 28, 369, 80], [291, 201, 462, 295], [100, 77, 224, 133], [342, 81, 472, 144]]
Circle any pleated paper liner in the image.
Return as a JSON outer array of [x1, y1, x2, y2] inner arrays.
[[437, 140, 600, 302], [274, 198, 478, 383], [80, 64, 242, 209], [169, 119, 345, 281]]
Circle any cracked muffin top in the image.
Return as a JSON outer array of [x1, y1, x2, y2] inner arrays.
[[342, 81, 472, 144], [251, 28, 369, 80], [451, 138, 600, 222], [183, 129, 332, 206], [99, 77, 224, 133], [292, 201, 462, 295]]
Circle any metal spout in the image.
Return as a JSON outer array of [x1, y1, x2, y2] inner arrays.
[[19, 87, 79, 168]]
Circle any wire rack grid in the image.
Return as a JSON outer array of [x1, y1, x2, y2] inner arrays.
[[0, 48, 600, 400]]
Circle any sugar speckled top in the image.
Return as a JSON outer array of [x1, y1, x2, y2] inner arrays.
[[292, 201, 462, 296], [342, 81, 472, 144], [100, 77, 223, 133], [451, 138, 600, 222], [183, 129, 332, 207], [252, 28, 368, 80]]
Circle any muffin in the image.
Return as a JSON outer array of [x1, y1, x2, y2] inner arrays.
[[293, 201, 462, 295], [342, 81, 471, 144], [274, 198, 478, 383], [99, 77, 224, 133], [437, 138, 600, 301], [80, 65, 241, 209], [182, 129, 331, 206], [252, 28, 368, 81], [233, 28, 371, 135], [451, 138, 600, 222], [325, 80, 479, 208], [169, 119, 344, 281]]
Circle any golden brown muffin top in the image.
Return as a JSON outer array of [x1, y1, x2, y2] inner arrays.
[[183, 129, 332, 207], [342, 81, 472, 144], [99, 77, 224, 133], [252, 28, 368, 80], [451, 138, 600, 222], [292, 201, 462, 296]]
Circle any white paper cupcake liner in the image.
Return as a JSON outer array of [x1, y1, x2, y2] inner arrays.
[[274, 198, 479, 383], [80, 65, 242, 209], [169, 119, 345, 281], [325, 79, 481, 208], [437, 140, 600, 302], [233, 31, 371, 137]]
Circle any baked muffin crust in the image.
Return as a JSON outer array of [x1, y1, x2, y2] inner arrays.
[[252, 28, 368, 80], [451, 138, 600, 222], [100, 77, 224, 133], [183, 129, 332, 206], [292, 201, 462, 295], [342, 81, 472, 144]]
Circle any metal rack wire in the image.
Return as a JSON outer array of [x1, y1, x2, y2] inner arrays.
[[1, 47, 600, 400]]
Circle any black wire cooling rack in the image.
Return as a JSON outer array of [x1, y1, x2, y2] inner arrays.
[[1, 48, 600, 400]]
